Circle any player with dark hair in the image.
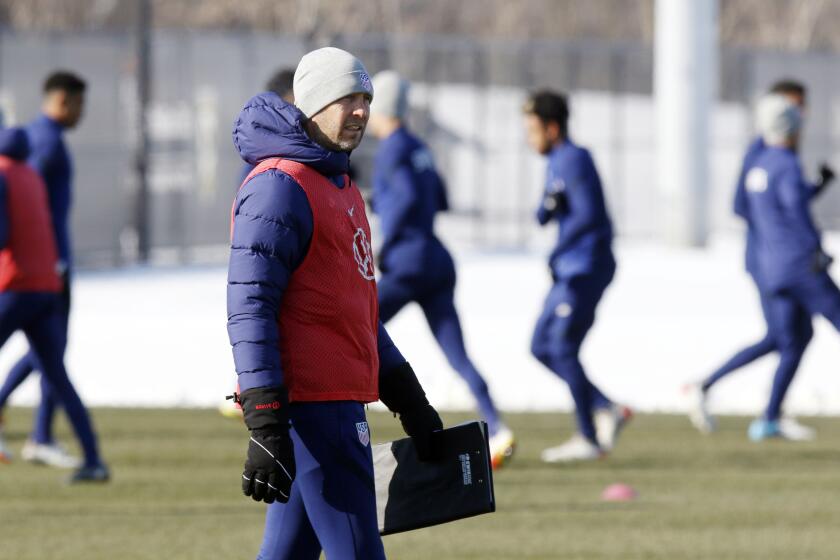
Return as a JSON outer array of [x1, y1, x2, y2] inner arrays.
[[0, 126, 107, 482], [523, 90, 631, 463], [687, 79, 834, 437], [367, 70, 515, 469], [229, 48, 442, 558], [0, 70, 87, 468]]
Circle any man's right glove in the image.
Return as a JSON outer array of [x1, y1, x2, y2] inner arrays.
[[238, 386, 296, 504], [379, 362, 443, 461]]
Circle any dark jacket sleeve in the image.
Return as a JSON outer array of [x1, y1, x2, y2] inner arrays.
[[227, 170, 313, 392], [378, 160, 418, 257], [778, 163, 821, 249], [553, 152, 602, 252], [0, 176, 7, 250], [377, 320, 406, 375]]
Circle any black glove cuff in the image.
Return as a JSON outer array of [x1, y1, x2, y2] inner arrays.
[[240, 386, 290, 432], [379, 362, 429, 415]]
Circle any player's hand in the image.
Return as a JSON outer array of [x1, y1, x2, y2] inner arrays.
[[242, 428, 295, 503], [819, 163, 835, 189], [399, 403, 443, 461], [379, 362, 444, 462], [238, 386, 296, 504], [813, 249, 834, 272], [542, 190, 568, 217]]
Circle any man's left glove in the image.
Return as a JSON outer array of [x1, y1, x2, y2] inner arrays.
[[813, 248, 834, 273], [379, 362, 443, 461], [238, 387, 296, 504], [817, 163, 836, 192]]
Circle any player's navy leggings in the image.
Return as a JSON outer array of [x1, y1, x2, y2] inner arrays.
[[0, 292, 100, 467], [702, 279, 779, 392], [377, 270, 502, 436], [257, 401, 385, 560], [0, 280, 68, 444], [531, 264, 615, 445]]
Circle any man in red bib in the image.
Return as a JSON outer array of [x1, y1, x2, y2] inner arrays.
[[0, 126, 107, 482], [228, 47, 442, 559]]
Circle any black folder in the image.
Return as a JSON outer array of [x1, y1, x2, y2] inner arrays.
[[373, 421, 496, 536]]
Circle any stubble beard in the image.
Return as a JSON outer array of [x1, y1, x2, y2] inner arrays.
[[306, 119, 364, 153]]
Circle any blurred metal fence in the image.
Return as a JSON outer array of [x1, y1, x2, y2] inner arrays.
[[1, 29, 839, 267]]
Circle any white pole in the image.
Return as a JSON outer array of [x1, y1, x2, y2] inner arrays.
[[655, 0, 718, 247]]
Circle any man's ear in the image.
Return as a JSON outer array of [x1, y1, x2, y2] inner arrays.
[[546, 121, 562, 144]]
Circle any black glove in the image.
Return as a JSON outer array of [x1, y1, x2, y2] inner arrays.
[[816, 163, 835, 193], [814, 249, 834, 272], [379, 362, 443, 461], [237, 387, 296, 504], [542, 190, 568, 217]]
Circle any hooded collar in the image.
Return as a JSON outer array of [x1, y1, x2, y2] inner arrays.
[[232, 92, 351, 178]]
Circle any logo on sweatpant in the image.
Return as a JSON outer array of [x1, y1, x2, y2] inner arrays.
[[356, 422, 370, 447]]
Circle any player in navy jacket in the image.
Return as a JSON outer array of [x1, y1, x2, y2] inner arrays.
[[523, 91, 631, 463], [0, 126, 106, 482], [0, 71, 86, 468], [689, 81, 834, 436], [740, 94, 840, 441], [366, 71, 515, 469], [229, 48, 442, 559]]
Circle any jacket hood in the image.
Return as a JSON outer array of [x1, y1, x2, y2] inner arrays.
[[0, 127, 30, 161], [232, 92, 350, 177]]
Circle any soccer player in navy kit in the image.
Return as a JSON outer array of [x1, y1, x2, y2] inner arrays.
[[688, 81, 834, 437], [523, 91, 631, 463], [738, 94, 840, 441], [0, 126, 107, 482], [366, 70, 515, 469], [228, 48, 442, 559], [0, 71, 87, 468]]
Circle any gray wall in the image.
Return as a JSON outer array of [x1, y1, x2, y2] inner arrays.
[[1, 30, 838, 266]]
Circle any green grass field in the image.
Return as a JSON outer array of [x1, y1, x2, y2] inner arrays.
[[2, 408, 839, 560]]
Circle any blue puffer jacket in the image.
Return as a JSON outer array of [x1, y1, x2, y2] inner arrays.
[[538, 139, 614, 280], [228, 92, 405, 392], [371, 127, 454, 287]]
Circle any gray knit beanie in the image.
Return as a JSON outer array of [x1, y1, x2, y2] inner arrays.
[[370, 70, 410, 120], [756, 93, 802, 145], [293, 47, 374, 118]]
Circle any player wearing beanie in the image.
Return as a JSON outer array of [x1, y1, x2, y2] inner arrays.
[[734, 93, 840, 441], [687, 81, 834, 440], [228, 47, 442, 559]]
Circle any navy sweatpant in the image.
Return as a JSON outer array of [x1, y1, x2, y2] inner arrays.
[[761, 292, 812, 421], [377, 271, 502, 435], [257, 401, 384, 560], [784, 270, 840, 330], [0, 292, 100, 467], [0, 278, 68, 444], [702, 280, 778, 392], [531, 265, 615, 444]]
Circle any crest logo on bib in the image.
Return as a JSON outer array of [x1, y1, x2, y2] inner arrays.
[[353, 228, 375, 280]]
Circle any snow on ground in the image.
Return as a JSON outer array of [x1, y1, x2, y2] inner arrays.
[[5, 234, 840, 417]]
